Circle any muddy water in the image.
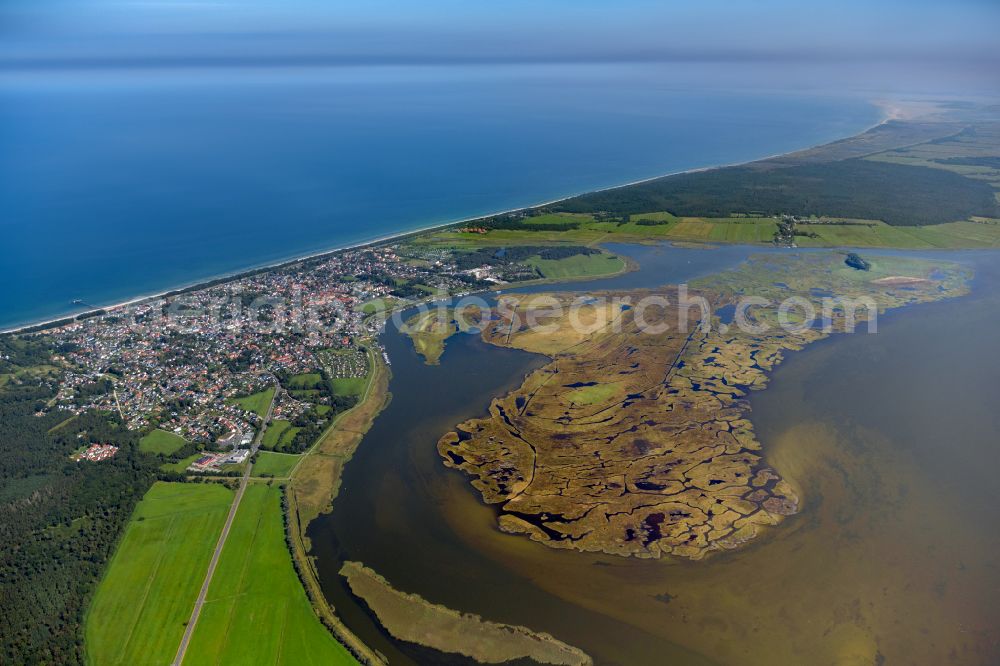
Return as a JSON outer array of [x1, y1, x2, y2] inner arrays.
[[308, 246, 1000, 665]]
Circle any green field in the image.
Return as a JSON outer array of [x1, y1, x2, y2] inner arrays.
[[329, 377, 368, 396], [793, 219, 1000, 249], [253, 451, 301, 478], [227, 386, 275, 418], [85, 482, 233, 665], [262, 419, 301, 451], [139, 429, 188, 455], [185, 484, 356, 665], [526, 251, 625, 279]]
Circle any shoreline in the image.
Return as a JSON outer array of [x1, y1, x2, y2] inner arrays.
[[2, 107, 894, 336]]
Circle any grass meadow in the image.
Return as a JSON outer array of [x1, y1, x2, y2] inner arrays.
[[227, 387, 275, 418], [85, 482, 232, 665], [252, 451, 302, 478], [262, 419, 300, 451], [185, 483, 356, 665], [139, 429, 188, 455]]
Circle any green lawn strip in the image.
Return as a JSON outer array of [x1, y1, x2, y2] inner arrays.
[[252, 451, 302, 478], [85, 482, 233, 665], [139, 429, 188, 455], [185, 484, 356, 664], [226, 386, 275, 418]]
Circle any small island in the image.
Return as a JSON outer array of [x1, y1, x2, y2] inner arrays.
[[845, 252, 872, 271], [402, 305, 485, 365], [340, 561, 592, 665], [434, 253, 971, 559]]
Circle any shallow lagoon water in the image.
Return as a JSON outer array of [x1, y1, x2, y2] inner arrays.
[[309, 244, 1000, 665]]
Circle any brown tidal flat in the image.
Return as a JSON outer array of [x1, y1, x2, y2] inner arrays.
[[436, 254, 971, 559]]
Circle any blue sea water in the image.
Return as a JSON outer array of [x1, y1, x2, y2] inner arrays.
[[0, 64, 880, 329]]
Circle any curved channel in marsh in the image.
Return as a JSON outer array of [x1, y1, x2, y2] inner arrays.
[[307, 244, 1000, 665]]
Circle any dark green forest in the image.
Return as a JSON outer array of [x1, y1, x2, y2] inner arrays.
[[555, 159, 999, 225], [0, 336, 158, 664]]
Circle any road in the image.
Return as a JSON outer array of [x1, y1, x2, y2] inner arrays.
[[170, 386, 277, 666]]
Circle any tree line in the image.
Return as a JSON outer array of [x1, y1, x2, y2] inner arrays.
[[0, 337, 161, 663], [555, 159, 999, 226]]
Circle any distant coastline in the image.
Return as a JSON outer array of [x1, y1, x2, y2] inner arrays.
[[2, 105, 893, 336]]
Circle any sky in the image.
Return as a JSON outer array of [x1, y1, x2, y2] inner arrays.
[[2, 0, 998, 93]]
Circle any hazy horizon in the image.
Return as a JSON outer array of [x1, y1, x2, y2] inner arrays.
[[3, 0, 998, 95]]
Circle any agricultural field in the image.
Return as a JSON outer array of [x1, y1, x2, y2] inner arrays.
[[85, 482, 233, 665], [668, 218, 779, 242], [253, 451, 301, 478], [262, 419, 301, 451], [226, 387, 275, 418], [185, 484, 356, 665], [794, 218, 1000, 249], [139, 429, 188, 455], [526, 251, 625, 279]]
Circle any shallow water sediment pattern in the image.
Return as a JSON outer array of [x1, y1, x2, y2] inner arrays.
[[310, 247, 1000, 665]]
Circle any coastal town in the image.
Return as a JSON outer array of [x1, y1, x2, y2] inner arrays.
[[36, 239, 523, 470]]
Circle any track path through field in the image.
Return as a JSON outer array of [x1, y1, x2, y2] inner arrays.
[[171, 386, 276, 665]]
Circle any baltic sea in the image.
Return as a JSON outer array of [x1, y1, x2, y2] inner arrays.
[[0, 63, 880, 328]]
